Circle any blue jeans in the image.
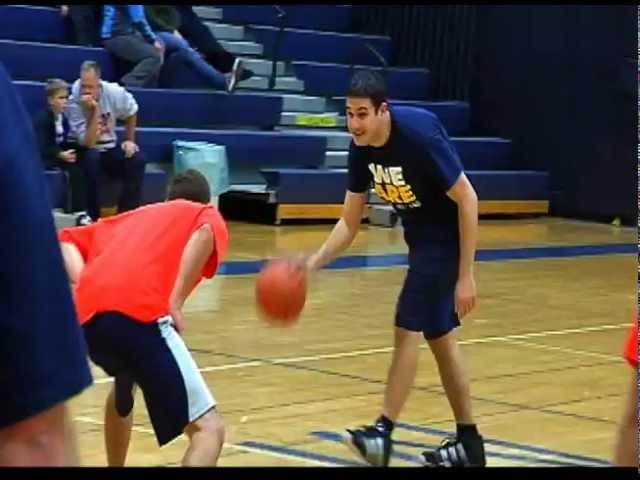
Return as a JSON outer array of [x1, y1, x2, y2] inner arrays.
[[157, 32, 227, 90]]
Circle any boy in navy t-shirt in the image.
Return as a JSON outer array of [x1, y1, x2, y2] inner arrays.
[[304, 70, 485, 467]]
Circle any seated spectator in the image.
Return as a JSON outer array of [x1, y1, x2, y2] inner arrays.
[[33, 78, 89, 216], [101, 5, 164, 87], [145, 5, 242, 93], [173, 5, 254, 85], [67, 61, 146, 220], [60, 5, 102, 46]]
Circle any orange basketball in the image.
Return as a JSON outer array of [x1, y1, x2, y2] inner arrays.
[[255, 258, 307, 326]]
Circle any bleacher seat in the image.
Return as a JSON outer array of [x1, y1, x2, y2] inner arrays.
[[454, 138, 512, 170], [1, 3, 551, 222], [0, 5, 70, 45], [120, 127, 327, 184], [218, 5, 353, 32], [334, 98, 471, 136], [246, 26, 392, 66], [292, 62, 431, 99], [261, 168, 549, 204], [16, 80, 284, 129], [0, 40, 116, 82]]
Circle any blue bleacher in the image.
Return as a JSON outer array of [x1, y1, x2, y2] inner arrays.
[[0, 5, 70, 44], [219, 5, 352, 32], [1, 4, 550, 219], [454, 138, 512, 170], [246, 26, 392, 66], [127, 127, 326, 175], [0, 40, 116, 82], [16, 81, 283, 129], [261, 169, 550, 204], [44, 126, 330, 207], [293, 62, 431, 99], [335, 98, 471, 136]]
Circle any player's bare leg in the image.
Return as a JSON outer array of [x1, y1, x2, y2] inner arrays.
[[381, 327, 423, 420], [428, 331, 473, 424], [422, 331, 485, 467], [104, 381, 136, 466], [182, 408, 225, 466]]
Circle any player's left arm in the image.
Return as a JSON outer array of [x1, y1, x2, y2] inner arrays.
[[446, 173, 479, 319], [169, 224, 215, 333]]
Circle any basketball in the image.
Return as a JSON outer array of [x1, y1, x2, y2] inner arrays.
[[256, 258, 307, 326]]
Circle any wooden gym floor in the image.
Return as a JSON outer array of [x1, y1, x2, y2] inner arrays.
[[69, 216, 636, 467]]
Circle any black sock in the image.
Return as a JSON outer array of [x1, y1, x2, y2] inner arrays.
[[375, 415, 395, 434], [456, 423, 480, 442]]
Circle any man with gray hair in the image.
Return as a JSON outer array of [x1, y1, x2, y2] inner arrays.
[[67, 61, 146, 220]]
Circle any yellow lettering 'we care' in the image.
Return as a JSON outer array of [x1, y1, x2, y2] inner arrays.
[[369, 163, 417, 205]]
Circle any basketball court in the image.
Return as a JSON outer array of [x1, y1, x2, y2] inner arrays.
[[68, 216, 636, 467]]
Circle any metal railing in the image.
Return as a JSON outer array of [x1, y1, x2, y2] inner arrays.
[[268, 5, 287, 91]]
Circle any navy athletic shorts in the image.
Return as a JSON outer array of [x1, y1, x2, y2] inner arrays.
[[395, 258, 460, 340], [83, 312, 216, 446]]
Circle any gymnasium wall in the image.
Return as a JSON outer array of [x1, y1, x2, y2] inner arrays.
[[469, 5, 636, 224], [350, 5, 476, 101], [353, 5, 636, 224]]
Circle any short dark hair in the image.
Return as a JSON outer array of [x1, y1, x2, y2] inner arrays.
[[167, 169, 211, 204], [347, 69, 387, 111]]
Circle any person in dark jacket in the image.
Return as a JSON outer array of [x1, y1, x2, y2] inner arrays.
[[33, 78, 89, 215], [60, 5, 102, 46]]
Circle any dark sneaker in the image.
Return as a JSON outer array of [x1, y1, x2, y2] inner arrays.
[[344, 424, 392, 467], [422, 435, 486, 467]]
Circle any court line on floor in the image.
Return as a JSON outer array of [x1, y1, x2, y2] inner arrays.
[[72, 415, 340, 467], [92, 322, 627, 385], [217, 243, 635, 276], [211, 349, 617, 426]]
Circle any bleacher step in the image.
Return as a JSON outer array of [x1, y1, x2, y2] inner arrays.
[[279, 111, 345, 128], [238, 75, 305, 92], [239, 91, 327, 112], [219, 40, 263, 56], [324, 150, 348, 167], [192, 6, 223, 20], [205, 22, 247, 41], [238, 57, 287, 77], [276, 127, 351, 150], [205, 22, 246, 41]]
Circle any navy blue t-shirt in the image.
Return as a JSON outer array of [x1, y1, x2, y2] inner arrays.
[[0, 62, 92, 428], [348, 106, 463, 267]]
